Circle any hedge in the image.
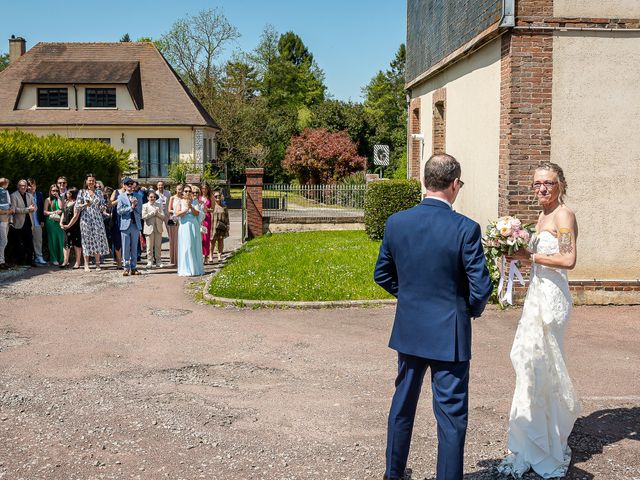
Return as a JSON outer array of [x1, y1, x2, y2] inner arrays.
[[364, 179, 422, 240], [0, 130, 134, 189]]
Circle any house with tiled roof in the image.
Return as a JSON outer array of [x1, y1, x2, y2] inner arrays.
[[0, 36, 220, 182]]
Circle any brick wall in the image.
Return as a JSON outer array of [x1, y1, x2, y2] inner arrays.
[[432, 88, 446, 155], [498, 30, 553, 224], [409, 98, 421, 180], [245, 168, 264, 238]]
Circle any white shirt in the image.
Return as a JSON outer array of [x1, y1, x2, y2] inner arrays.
[[426, 195, 452, 209]]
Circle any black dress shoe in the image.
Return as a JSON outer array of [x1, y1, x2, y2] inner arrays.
[[383, 468, 412, 480]]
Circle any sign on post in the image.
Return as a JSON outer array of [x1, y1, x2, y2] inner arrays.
[[373, 144, 390, 177], [185, 173, 201, 184], [373, 145, 390, 166]]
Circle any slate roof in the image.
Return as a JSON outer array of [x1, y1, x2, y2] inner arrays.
[[0, 42, 219, 129]]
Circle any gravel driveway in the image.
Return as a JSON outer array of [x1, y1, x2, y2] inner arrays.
[[0, 260, 638, 479]]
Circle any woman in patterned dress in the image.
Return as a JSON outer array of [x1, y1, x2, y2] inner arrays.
[[76, 174, 110, 271]]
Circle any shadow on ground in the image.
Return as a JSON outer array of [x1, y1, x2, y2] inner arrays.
[[423, 407, 639, 480]]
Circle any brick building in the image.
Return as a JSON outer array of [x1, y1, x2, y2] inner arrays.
[[406, 0, 640, 304]]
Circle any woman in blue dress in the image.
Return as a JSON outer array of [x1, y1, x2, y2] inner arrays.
[[176, 185, 205, 276]]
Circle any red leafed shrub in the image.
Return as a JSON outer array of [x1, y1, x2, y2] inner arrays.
[[283, 128, 366, 184]]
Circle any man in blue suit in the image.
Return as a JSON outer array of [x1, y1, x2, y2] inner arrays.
[[117, 177, 143, 276], [374, 153, 493, 480]]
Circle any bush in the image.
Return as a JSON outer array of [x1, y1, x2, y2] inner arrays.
[[0, 130, 133, 189], [282, 128, 366, 184], [364, 179, 421, 240]]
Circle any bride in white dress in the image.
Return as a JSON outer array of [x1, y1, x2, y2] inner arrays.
[[498, 162, 580, 479]]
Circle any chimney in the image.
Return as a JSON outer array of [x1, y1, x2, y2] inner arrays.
[[9, 35, 26, 63]]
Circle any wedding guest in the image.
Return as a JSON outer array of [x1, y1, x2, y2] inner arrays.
[[0, 178, 14, 269], [211, 189, 230, 262], [167, 183, 184, 266], [102, 187, 114, 263], [27, 178, 47, 265], [142, 191, 165, 268], [109, 182, 126, 268], [59, 188, 82, 269], [155, 181, 171, 228], [199, 183, 213, 263], [176, 185, 204, 276], [9, 179, 36, 266], [132, 180, 145, 260], [117, 177, 142, 276], [43, 184, 65, 266], [56, 176, 68, 207], [77, 173, 110, 271]]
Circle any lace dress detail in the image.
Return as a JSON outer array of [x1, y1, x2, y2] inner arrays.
[[497, 231, 580, 478]]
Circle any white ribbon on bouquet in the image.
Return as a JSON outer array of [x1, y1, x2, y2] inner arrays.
[[497, 256, 525, 305]]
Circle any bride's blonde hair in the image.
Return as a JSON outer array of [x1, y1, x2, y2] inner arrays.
[[535, 162, 567, 203]]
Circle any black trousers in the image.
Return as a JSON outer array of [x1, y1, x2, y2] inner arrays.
[[8, 225, 34, 265]]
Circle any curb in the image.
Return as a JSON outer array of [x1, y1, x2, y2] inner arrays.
[[201, 254, 397, 309]]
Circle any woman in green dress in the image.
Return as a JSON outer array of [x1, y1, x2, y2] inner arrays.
[[44, 183, 65, 266]]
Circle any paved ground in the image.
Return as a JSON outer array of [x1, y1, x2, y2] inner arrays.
[[0, 222, 638, 479]]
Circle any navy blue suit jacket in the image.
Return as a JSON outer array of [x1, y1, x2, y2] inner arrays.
[[374, 197, 493, 362]]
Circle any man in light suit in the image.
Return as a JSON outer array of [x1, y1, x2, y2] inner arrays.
[[117, 177, 142, 276], [154, 181, 171, 230], [141, 190, 165, 268], [9, 179, 36, 266], [374, 154, 493, 480]]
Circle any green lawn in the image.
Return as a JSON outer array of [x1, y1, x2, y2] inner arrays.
[[208, 231, 393, 301]]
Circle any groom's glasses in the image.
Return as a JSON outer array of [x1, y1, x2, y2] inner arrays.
[[532, 181, 558, 190], [457, 179, 464, 188]]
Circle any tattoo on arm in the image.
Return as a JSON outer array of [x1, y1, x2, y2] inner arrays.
[[559, 228, 573, 255]]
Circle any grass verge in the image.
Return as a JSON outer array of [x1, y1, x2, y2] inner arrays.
[[208, 231, 393, 302]]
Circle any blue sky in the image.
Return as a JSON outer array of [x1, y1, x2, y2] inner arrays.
[[2, 0, 406, 102]]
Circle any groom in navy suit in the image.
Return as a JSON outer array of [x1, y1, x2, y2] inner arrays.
[[375, 154, 493, 480]]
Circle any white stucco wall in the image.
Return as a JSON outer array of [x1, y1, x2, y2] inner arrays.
[[551, 31, 640, 280], [554, 0, 640, 18], [412, 38, 502, 227]]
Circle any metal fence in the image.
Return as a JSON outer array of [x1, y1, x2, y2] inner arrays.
[[263, 184, 366, 220]]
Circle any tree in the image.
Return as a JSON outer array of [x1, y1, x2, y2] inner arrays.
[[0, 53, 9, 72], [309, 100, 373, 158], [363, 44, 407, 177], [159, 8, 240, 104], [119, 33, 131, 42], [283, 128, 366, 184], [261, 31, 326, 109]]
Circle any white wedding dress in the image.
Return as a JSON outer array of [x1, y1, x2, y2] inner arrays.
[[497, 231, 580, 478]]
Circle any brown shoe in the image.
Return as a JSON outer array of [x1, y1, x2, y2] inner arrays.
[[123, 270, 130, 277], [131, 269, 141, 275]]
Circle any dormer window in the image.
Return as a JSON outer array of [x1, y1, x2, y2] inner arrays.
[[37, 88, 68, 107], [86, 88, 116, 108]]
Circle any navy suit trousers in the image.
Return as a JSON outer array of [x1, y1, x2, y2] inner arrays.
[[386, 353, 469, 480]]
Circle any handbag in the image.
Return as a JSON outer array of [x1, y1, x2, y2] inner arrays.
[[215, 219, 227, 235]]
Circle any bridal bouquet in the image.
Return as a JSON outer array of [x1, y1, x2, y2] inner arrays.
[[483, 216, 534, 306]]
